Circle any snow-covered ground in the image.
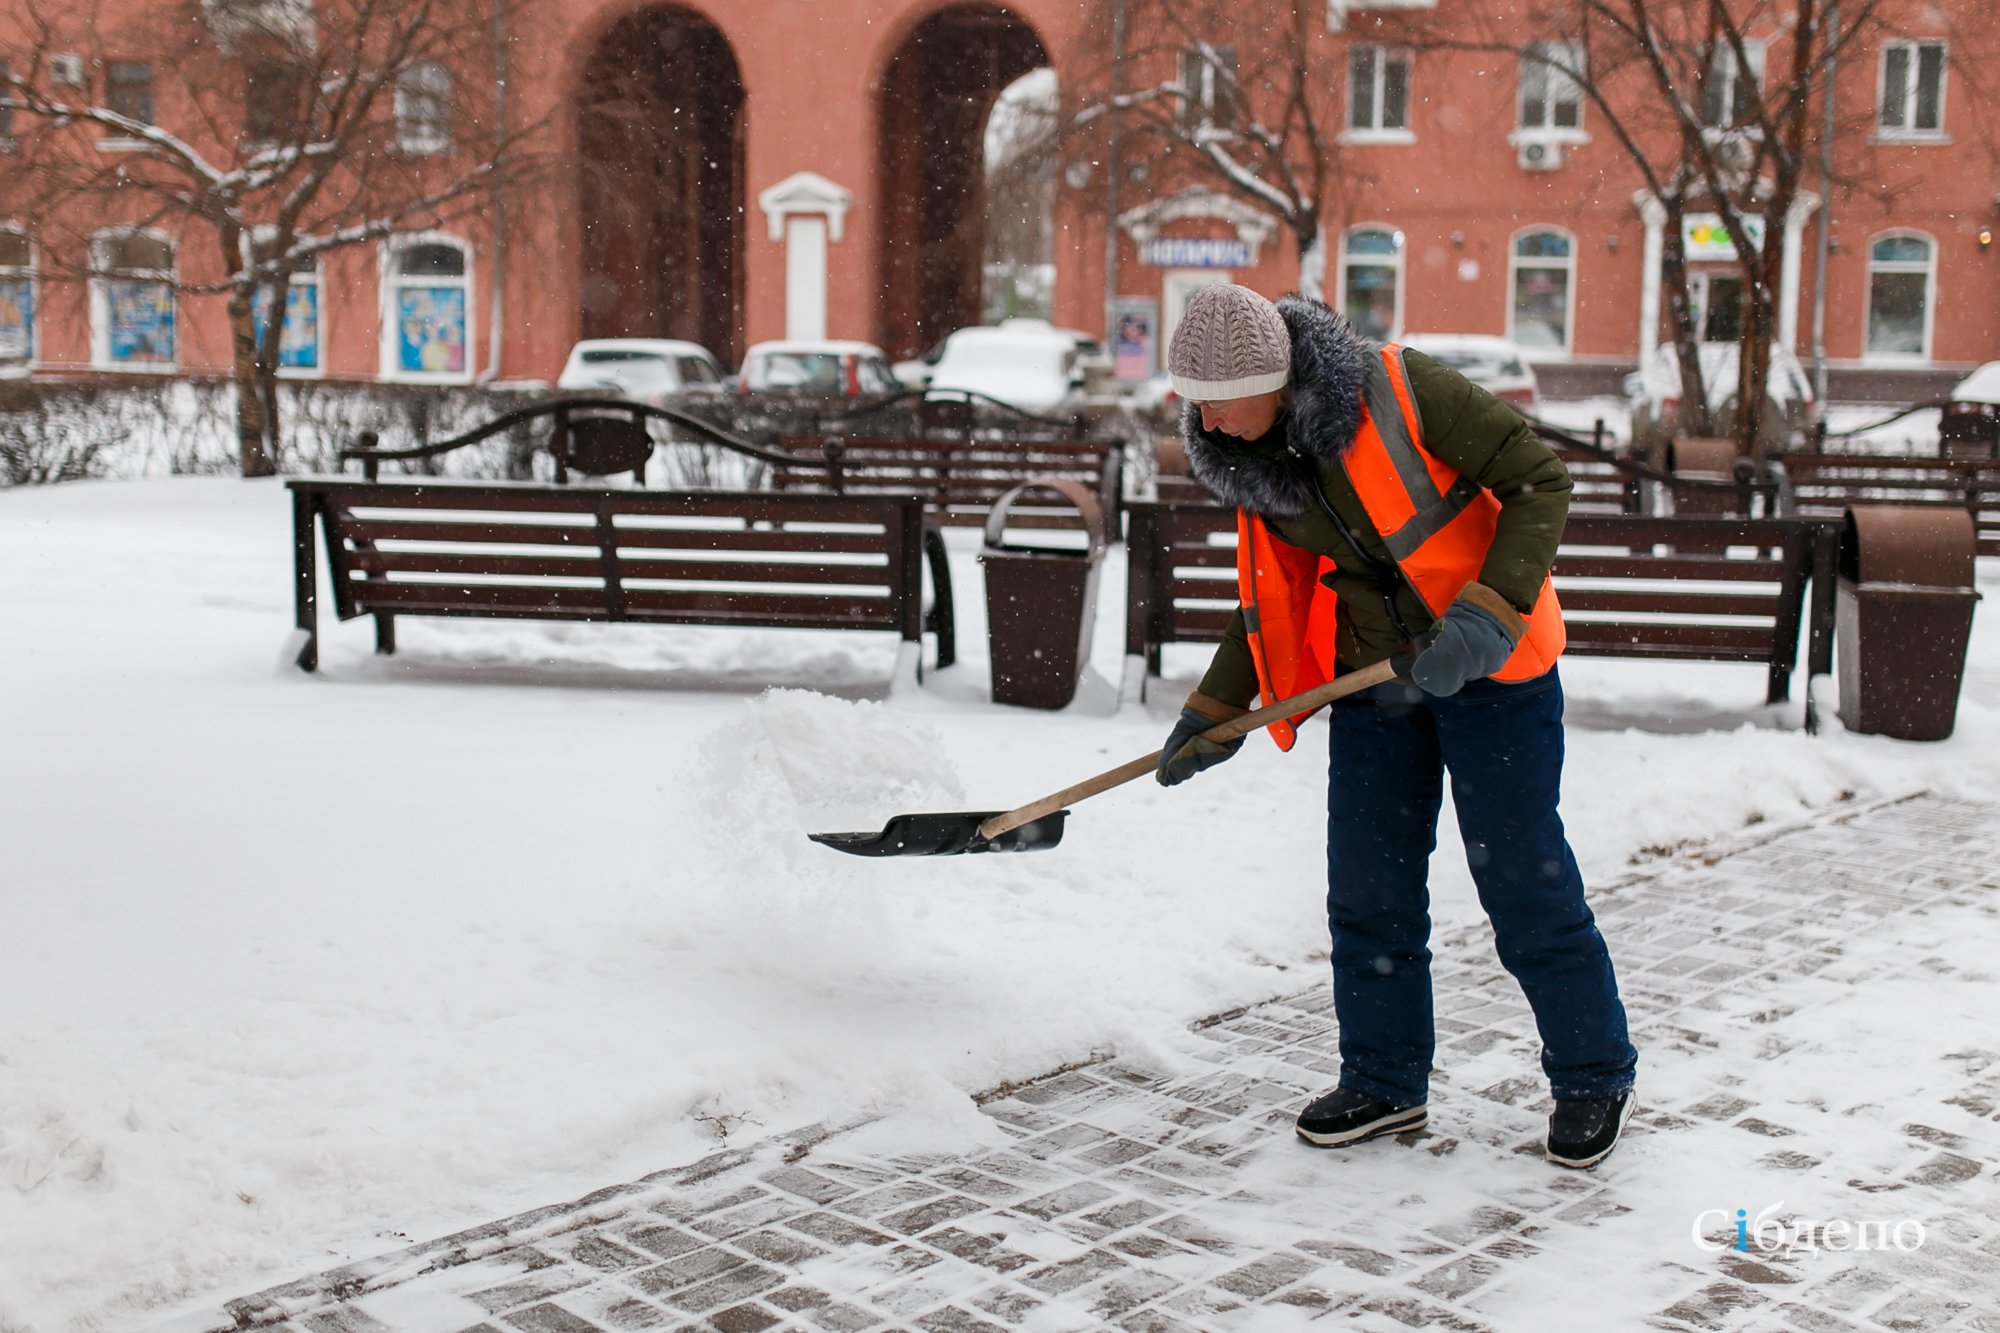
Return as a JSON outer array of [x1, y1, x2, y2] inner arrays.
[[1, 476, 1996, 1333]]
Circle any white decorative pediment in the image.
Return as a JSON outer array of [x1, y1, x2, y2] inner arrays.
[[1118, 188, 1279, 265], [759, 172, 854, 242]]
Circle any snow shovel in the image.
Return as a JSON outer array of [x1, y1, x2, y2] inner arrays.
[[810, 654, 1405, 857]]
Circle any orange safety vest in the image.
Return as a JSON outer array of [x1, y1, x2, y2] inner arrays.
[[1236, 343, 1566, 750]]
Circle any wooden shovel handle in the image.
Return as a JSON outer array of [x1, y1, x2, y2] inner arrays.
[[978, 656, 1402, 842]]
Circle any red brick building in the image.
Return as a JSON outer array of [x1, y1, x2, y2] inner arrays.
[[2, 0, 1991, 399]]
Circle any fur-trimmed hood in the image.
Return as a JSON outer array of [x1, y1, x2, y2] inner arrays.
[[1180, 296, 1375, 519]]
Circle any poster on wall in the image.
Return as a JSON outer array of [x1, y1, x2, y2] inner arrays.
[[396, 286, 465, 374], [254, 282, 320, 369], [108, 279, 175, 364], [1113, 297, 1157, 380], [0, 279, 30, 365]]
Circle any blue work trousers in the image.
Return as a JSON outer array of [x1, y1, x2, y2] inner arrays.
[[1324, 666, 1637, 1107]]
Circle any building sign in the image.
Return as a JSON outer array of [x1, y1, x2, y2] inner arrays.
[[0, 279, 30, 365], [1141, 237, 1252, 269], [107, 279, 175, 364], [254, 281, 321, 370], [1682, 214, 1764, 262], [396, 286, 466, 374]]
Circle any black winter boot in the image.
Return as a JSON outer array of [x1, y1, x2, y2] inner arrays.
[[1294, 1087, 1428, 1146], [1546, 1092, 1635, 1168]]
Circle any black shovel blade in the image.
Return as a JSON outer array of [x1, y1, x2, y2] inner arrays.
[[809, 810, 1067, 857]]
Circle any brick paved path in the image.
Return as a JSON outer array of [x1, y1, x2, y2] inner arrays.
[[170, 796, 2000, 1333]]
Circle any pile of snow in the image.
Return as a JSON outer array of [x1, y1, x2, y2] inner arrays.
[[0, 475, 1995, 1333]]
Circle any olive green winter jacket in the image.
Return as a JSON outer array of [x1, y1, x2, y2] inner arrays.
[[1190, 349, 1572, 711]]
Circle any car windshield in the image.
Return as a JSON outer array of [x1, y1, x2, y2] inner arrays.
[[676, 356, 719, 385], [577, 350, 675, 390], [752, 352, 846, 392]]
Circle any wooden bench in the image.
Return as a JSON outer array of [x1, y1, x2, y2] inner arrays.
[[1782, 454, 2000, 557], [773, 436, 1125, 529], [1122, 500, 1837, 710], [288, 480, 954, 683]]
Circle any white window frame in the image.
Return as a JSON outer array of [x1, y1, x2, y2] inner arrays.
[[1862, 229, 1936, 364], [0, 224, 35, 375], [1338, 226, 1405, 341], [246, 230, 324, 378], [1178, 44, 1237, 139], [89, 227, 177, 372], [1876, 40, 1949, 141], [1506, 227, 1576, 358], [1700, 39, 1766, 129], [1513, 42, 1588, 145], [395, 61, 451, 155], [1342, 45, 1415, 144], [379, 231, 474, 384]]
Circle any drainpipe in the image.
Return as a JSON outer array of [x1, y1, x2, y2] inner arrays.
[[1102, 0, 1124, 352], [1810, 3, 1836, 407], [480, 0, 508, 384]]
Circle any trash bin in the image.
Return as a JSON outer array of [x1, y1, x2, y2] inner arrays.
[[1670, 436, 1747, 515], [1836, 505, 1981, 740], [980, 476, 1109, 709]]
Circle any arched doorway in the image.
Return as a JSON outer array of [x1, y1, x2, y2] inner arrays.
[[877, 5, 1048, 361], [577, 7, 745, 366]]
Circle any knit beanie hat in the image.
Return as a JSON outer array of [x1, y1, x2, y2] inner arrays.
[[1167, 285, 1291, 400]]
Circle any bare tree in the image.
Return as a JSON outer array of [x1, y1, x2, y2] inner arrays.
[[1, 0, 547, 476], [1063, 0, 1345, 302], [1409, 0, 1990, 456]]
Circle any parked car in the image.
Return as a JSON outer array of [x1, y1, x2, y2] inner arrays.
[[895, 320, 1107, 397], [1399, 334, 1541, 410], [1624, 342, 1813, 450], [556, 339, 725, 403], [738, 340, 900, 395], [926, 321, 1086, 414]]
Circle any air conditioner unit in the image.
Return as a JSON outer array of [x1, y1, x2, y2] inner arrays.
[[1517, 140, 1563, 172], [49, 53, 87, 86]]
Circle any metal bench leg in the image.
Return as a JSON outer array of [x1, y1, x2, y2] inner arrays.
[[293, 489, 319, 672], [374, 613, 397, 656]]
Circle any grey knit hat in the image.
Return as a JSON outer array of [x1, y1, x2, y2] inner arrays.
[[1167, 285, 1291, 400]]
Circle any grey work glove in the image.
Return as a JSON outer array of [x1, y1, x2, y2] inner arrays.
[[1156, 707, 1244, 786], [1410, 590, 1521, 697]]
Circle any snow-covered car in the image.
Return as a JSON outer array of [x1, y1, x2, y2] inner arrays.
[[926, 322, 1086, 414], [891, 338, 948, 391], [1398, 334, 1541, 410], [1624, 342, 1813, 448], [556, 339, 725, 402], [738, 340, 900, 396]]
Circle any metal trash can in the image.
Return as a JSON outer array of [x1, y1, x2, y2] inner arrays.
[[980, 476, 1109, 709], [1670, 436, 1748, 515], [1837, 506, 1981, 740]]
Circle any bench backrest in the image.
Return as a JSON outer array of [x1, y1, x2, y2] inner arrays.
[[1124, 501, 1835, 703], [773, 436, 1123, 528], [292, 480, 929, 639], [1783, 455, 2000, 557]]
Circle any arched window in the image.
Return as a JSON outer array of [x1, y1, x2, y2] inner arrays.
[[1865, 232, 1935, 360], [381, 234, 472, 382], [0, 227, 34, 372], [1340, 227, 1403, 341], [1509, 229, 1575, 353], [90, 229, 176, 370], [250, 233, 322, 374]]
